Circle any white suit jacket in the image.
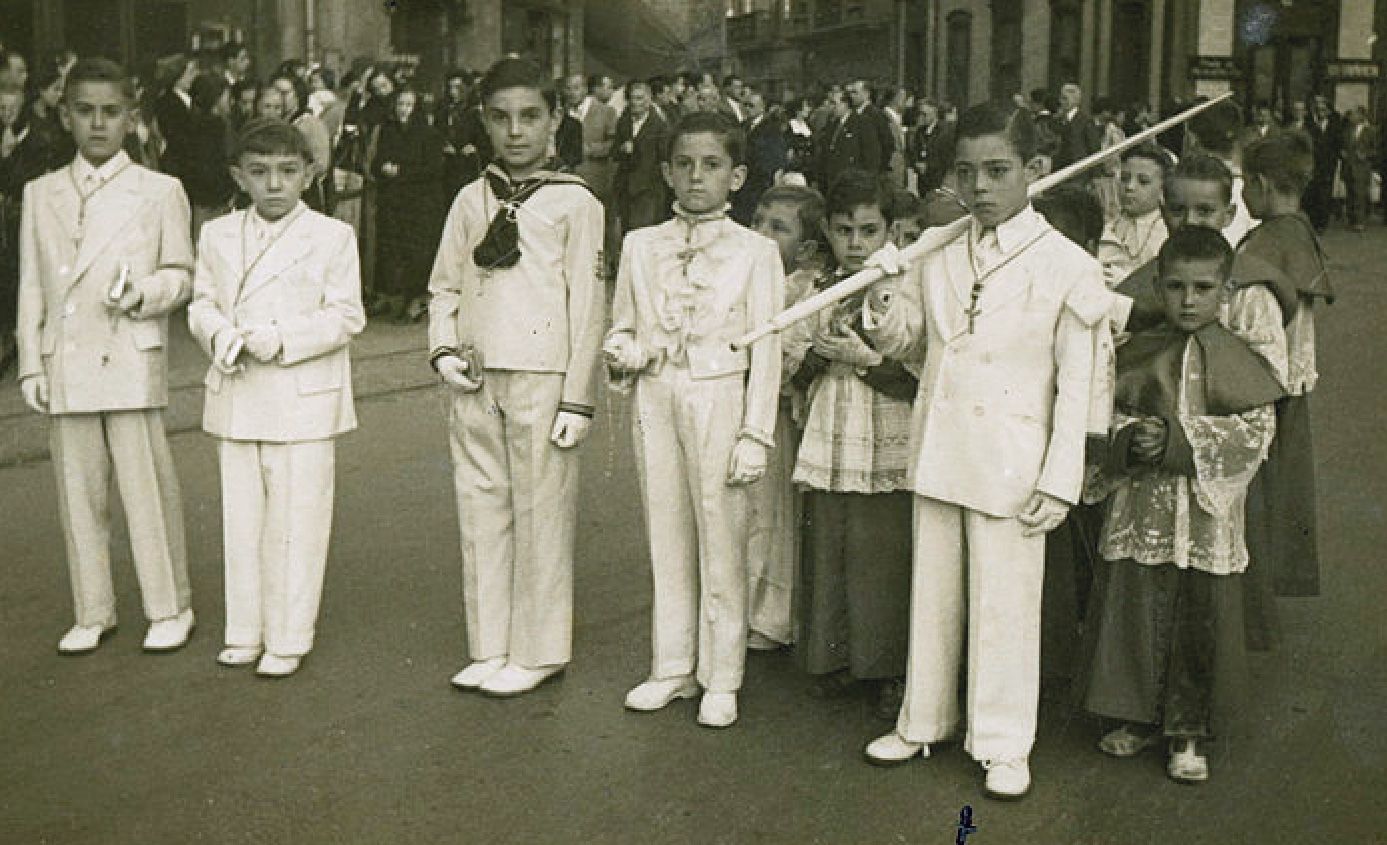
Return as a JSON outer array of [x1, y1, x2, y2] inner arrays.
[[188, 206, 365, 442], [869, 206, 1110, 518], [16, 152, 193, 413]]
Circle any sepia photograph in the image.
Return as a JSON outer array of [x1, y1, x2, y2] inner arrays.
[[0, 1, 1383, 842]]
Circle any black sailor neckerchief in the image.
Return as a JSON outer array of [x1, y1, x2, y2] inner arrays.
[[473, 164, 590, 271]]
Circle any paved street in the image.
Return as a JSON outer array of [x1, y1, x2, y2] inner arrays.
[[3, 227, 1386, 844]]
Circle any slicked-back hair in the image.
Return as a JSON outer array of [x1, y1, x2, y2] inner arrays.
[[956, 101, 1038, 164], [1157, 224, 1234, 281], [481, 57, 558, 110], [63, 57, 136, 103], [1242, 131, 1314, 195], [665, 111, 746, 165], [1121, 143, 1174, 175], [1165, 153, 1234, 204], [234, 116, 313, 162], [825, 168, 897, 223], [757, 184, 826, 240], [1034, 185, 1104, 253]]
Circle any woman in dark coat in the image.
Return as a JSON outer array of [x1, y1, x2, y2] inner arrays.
[[370, 87, 444, 322], [184, 74, 236, 238]]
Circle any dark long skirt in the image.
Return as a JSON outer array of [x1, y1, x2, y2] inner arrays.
[[374, 184, 443, 300], [1243, 393, 1320, 651], [1078, 559, 1248, 740], [797, 490, 912, 679]]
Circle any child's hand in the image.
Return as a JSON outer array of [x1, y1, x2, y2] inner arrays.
[[242, 325, 283, 363], [726, 438, 768, 486], [1131, 417, 1167, 464], [19, 374, 49, 414], [603, 334, 646, 372], [436, 354, 482, 392], [811, 327, 882, 368], [211, 328, 245, 375], [1018, 491, 1070, 537], [550, 411, 592, 449], [105, 286, 145, 317], [864, 242, 904, 276]]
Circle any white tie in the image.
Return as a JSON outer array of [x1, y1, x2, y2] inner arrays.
[[974, 229, 1000, 275]]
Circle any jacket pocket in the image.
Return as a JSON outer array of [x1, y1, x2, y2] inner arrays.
[[294, 356, 344, 395], [132, 321, 164, 350]]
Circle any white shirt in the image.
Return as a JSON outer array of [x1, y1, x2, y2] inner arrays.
[[173, 88, 191, 109], [72, 149, 132, 190], [248, 202, 306, 248], [573, 96, 592, 122], [631, 111, 649, 139]]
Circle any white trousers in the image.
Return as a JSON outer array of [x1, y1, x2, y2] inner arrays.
[[219, 439, 335, 657], [896, 496, 1045, 762], [449, 371, 576, 669], [50, 411, 190, 627], [633, 367, 749, 692]]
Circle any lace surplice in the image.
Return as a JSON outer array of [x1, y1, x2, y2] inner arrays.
[[1086, 339, 1277, 575]]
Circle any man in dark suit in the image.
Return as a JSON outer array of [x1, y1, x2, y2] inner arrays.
[[1305, 93, 1343, 231], [817, 89, 869, 190], [731, 91, 787, 224], [845, 78, 890, 175], [910, 97, 955, 192], [720, 74, 747, 125], [612, 80, 670, 235], [1053, 82, 1101, 171], [1340, 106, 1377, 231]]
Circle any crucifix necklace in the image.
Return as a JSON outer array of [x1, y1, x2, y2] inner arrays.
[[962, 228, 1051, 333], [68, 159, 133, 245]]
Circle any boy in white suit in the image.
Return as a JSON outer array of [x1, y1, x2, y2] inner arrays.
[[605, 112, 784, 728], [16, 59, 195, 655], [188, 119, 365, 677], [861, 103, 1112, 799], [428, 58, 606, 698]]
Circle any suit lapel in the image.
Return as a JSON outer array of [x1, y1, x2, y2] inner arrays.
[[975, 230, 1052, 317], [939, 237, 974, 341], [237, 213, 314, 304], [44, 173, 81, 249], [71, 168, 146, 284], [222, 210, 251, 308]]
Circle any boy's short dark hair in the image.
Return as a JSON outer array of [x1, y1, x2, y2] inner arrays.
[[1121, 143, 1173, 175], [1186, 97, 1242, 157], [756, 184, 826, 239], [1034, 185, 1104, 254], [824, 168, 897, 223], [480, 57, 558, 110], [64, 57, 136, 103], [956, 102, 1038, 163], [234, 117, 313, 162], [1165, 153, 1233, 204], [1157, 225, 1234, 281], [665, 111, 746, 165], [1243, 131, 1314, 195]]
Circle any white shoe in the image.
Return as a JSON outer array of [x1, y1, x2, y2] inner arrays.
[[982, 757, 1031, 800], [479, 664, 566, 698], [57, 622, 116, 655], [216, 646, 264, 667], [256, 654, 302, 677], [746, 631, 785, 651], [450, 658, 506, 690], [1166, 740, 1209, 784], [143, 609, 195, 652], [864, 732, 928, 766], [696, 692, 738, 728], [624, 675, 700, 711]]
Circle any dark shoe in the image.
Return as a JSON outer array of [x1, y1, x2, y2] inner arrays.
[[809, 669, 858, 699]]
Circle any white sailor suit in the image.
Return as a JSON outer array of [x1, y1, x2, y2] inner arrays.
[[427, 167, 607, 670], [15, 151, 194, 629], [187, 204, 365, 657], [867, 205, 1109, 761]]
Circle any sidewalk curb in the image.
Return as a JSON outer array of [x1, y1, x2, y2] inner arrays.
[[0, 347, 439, 468]]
